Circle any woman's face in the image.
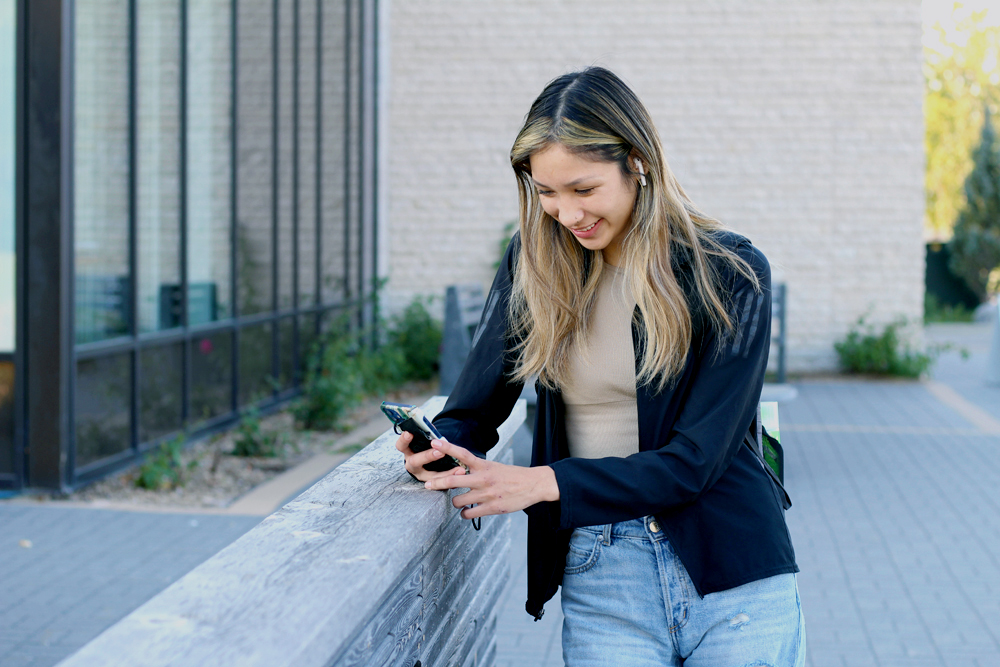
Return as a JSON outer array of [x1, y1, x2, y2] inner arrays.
[[529, 142, 638, 267]]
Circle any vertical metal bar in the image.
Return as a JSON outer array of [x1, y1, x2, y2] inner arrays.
[[777, 283, 787, 385], [370, 0, 381, 322], [12, 0, 26, 487], [229, 0, 239, 412], [24, 0, 74, 488], [270, 0, 280, 398], [342, 0, 351, 311], [313, 0, 321, 336], [128, 0, 140, 457], [372, 0, 379, 338], [180, 0, 190, 423], [362, 0, 377, 337], [353, 0, 363, 331], [291, 0, 299, 383], [62, 0, 77, 486]]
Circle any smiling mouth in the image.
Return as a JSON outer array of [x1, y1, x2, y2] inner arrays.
[[575, 221, 598, 233]]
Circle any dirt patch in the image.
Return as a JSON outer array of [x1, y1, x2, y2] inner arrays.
[[22, 382, 436, 511]]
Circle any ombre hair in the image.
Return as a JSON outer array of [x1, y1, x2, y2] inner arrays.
[[508, 67, 759, 392]]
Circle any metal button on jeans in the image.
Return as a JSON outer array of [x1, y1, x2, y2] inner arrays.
[[649, 520, 661, 533]]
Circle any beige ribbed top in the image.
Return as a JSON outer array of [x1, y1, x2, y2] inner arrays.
[[563, 264, 640, 460]]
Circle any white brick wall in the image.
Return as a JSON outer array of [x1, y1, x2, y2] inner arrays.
[[382, 0, 925, 373]]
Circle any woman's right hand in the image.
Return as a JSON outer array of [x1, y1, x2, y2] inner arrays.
[[395, 431, 450, 482]]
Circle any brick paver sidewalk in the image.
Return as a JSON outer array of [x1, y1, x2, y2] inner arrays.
[[497, 323, 1000, 667], [0, 508, 260, 666]]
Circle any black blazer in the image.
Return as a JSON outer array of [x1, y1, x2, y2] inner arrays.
[[434, 231, 798, 620]]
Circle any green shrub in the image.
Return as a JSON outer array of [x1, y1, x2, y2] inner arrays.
[[293, 319, 367, 431], [293, 298, 443, 431], [493, 220, 518, 271], [387, 298, 442, 381], [924, 293, 976, 323], [136, 436, 195, 490], [231, 408, 281, 457], [834, 317, 935, 378], [949, 107, 1000, 302]]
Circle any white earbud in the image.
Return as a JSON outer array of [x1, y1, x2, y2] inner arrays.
[[634, 158, 646, 187]]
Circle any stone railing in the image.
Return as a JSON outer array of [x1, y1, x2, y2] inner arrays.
[[59, 397, 525, 667]]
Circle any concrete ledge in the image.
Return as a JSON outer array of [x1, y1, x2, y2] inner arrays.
[[58, 397, 526, 667]]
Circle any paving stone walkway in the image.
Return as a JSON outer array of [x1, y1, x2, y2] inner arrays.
[[0, 508, 260, 666], [493, 322, 1000, 667]]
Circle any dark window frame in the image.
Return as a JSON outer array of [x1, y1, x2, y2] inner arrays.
[[11, 0, 379, 491]]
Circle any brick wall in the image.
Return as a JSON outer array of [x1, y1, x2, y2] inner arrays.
[[383, 0, 925, 372]]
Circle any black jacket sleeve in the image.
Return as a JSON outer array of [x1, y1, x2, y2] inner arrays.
[[432, 234, 525, 455], [549, 241, 772, 529]]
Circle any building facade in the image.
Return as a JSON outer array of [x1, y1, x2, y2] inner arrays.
[[2, 0, 379, 491], [381, 0, 926, 374], [3, 0, 927, 490]]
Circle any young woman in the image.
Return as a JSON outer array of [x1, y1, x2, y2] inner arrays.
[[396, 67, 805, 666]]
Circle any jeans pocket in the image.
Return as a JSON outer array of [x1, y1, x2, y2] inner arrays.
[[564, 528, 602, 575]]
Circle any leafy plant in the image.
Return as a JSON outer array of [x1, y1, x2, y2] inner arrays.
[[231, 408, 281, 458], [924, 7, 1000, 237], [834, 316, 936, 378], [924, 293, 976, 323], [387, 298, 443, 381], [135, 436, 195, 490], [949, 106, 1000, 301], [293, 318, 367, 431], [493, 220, 518, 271], [293, 298, 443, 432]]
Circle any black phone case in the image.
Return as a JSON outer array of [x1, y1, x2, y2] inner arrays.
[[398, 417, 456, 472]]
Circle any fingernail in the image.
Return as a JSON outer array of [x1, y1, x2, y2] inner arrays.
[[433, 450, 443, 458]]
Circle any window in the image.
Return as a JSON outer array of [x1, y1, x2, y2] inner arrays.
[[0, 0, 15, 476], [66, 0, 377, 481]]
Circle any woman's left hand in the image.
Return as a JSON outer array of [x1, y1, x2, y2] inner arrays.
[[422, 439, 560, 520]]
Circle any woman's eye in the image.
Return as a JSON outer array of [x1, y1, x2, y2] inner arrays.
[[575, 188, 594, 195], [536, 189, 554, 197]]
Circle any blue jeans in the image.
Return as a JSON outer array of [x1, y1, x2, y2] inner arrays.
[[561, 517, 806, 666]]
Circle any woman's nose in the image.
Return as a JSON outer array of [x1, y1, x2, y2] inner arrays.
[[559, 206, 584, 226]]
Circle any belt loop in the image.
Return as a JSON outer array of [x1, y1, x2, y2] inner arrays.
[[602, 523, 612, 546]]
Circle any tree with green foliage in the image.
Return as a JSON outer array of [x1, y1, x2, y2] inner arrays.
[[924, 5, 1000, 237], [949, 106, 1000, 301]]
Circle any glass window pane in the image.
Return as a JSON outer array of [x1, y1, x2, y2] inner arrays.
[[74, 0, 131, 344], [298, 313, 318, 376], [187, 0, 233, 325], [191, 331, 232, 422], [76, 353, 132, 469], [278, 317, 294, 390], [0, 0, 14, 353], [320, 0, 346, 305], [137, 0, 182, 332], [277, 0, 294, 311], [239, 323, 272, 405], [0, 360, 13, 475], [236, 0, 274, 316], [297, 0, 317, 308], [344, 0, 363, 305], [139, 343, 183, 442]]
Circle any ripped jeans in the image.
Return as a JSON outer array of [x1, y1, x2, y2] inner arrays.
[[561, 517, 806, 667]]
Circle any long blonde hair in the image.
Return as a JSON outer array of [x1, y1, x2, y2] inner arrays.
[[508, 67, 759, 392]]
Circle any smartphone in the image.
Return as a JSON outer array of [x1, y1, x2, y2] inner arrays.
[[380, 401, 465, 472]]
